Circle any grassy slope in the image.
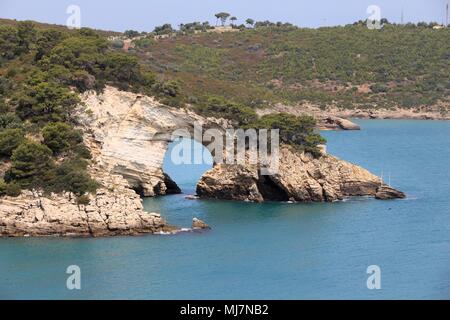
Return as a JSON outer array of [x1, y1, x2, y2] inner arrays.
[[131, 24, 449, 113]]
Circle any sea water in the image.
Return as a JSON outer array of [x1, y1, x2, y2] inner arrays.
[[0, 120, 449, 299]]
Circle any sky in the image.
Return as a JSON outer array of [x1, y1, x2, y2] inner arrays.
[[0, 0, 447, 32]]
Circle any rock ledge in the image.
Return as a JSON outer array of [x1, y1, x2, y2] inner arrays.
[[0, 186, 177, 237]]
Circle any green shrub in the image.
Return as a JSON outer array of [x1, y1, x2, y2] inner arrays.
[[251, 113, 327, 157], [133, 37, 155, 49], [0, 26, 22, 60], [370, 83, 389, 93], [196, 96, 257, 126], [7, 140, 54, 188], [42, 122, 83, 155], [0, 179, 22, 197], [76, 194, 91, 206], [0, 128, 25, 156], [71, 69, 96, 92], [35, 29, 65, 61], [142, 72, 156, 87], [111, 39, 124, 49], [46, 158, 98, 196], [153, 24, 173, 35], [153, 80, 181, 97], [14, 81, 80, 123], [124, 30, 140, 38], [0, 179, 5, 195], [5, 182, 22, 197], [0, 98, 7, 113], [100, 52, 141, 88]]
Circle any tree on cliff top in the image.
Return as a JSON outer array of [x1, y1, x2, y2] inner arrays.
[[246, 18, 255, 27], [251, 113, 327, 157], [215, 12, 231, 26]]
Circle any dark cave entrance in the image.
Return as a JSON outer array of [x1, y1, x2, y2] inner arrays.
[[132, 185, 146, 198], [131, 174, 181, 197], [257, 174, 290, 201]]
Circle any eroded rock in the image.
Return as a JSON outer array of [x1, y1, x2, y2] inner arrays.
[[375, 185, 406, 200], [192, 218, 211, 230], [77, 86, 226, 197], [197, 146, 404, 202], [0, 186, 177, 237]]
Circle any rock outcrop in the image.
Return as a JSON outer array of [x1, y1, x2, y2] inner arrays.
[[323, 116, 361, 131], [375, 185, 406, 200], [197, 146, 404, 202], [192, 218, 211, 230], [0, 182, 176, 237]]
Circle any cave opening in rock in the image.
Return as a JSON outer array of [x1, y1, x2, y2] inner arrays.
[[257, 174, 290, 201], [132, 185, 146, 198], [163, 138, 214, 194]]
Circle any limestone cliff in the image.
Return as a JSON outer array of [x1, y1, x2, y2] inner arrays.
[[77, 86, 225, 197], [0, 175, 174, 237], [197, 146, 405, 202]]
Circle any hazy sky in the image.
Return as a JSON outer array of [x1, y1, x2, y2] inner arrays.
[[0, 0, 447, 32]]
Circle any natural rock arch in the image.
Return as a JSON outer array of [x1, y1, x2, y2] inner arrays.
[[78, 86, 228, 197], [78, 86, 405, 202]]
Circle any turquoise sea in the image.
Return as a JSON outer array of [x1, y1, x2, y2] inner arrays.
[[1, 120, 449, 299]]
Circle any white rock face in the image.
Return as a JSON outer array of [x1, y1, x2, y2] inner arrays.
[[77, 86, 224, 196], [0, 181, 173, 237], [0, 87, 228, 237]]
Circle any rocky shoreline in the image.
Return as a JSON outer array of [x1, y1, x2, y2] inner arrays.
[[257, 103, 450, 131], [0, 189, 175, 238], [0, 166, 183, 237]]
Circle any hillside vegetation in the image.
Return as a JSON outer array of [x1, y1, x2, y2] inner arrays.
[[131, 22, 449, 112]]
